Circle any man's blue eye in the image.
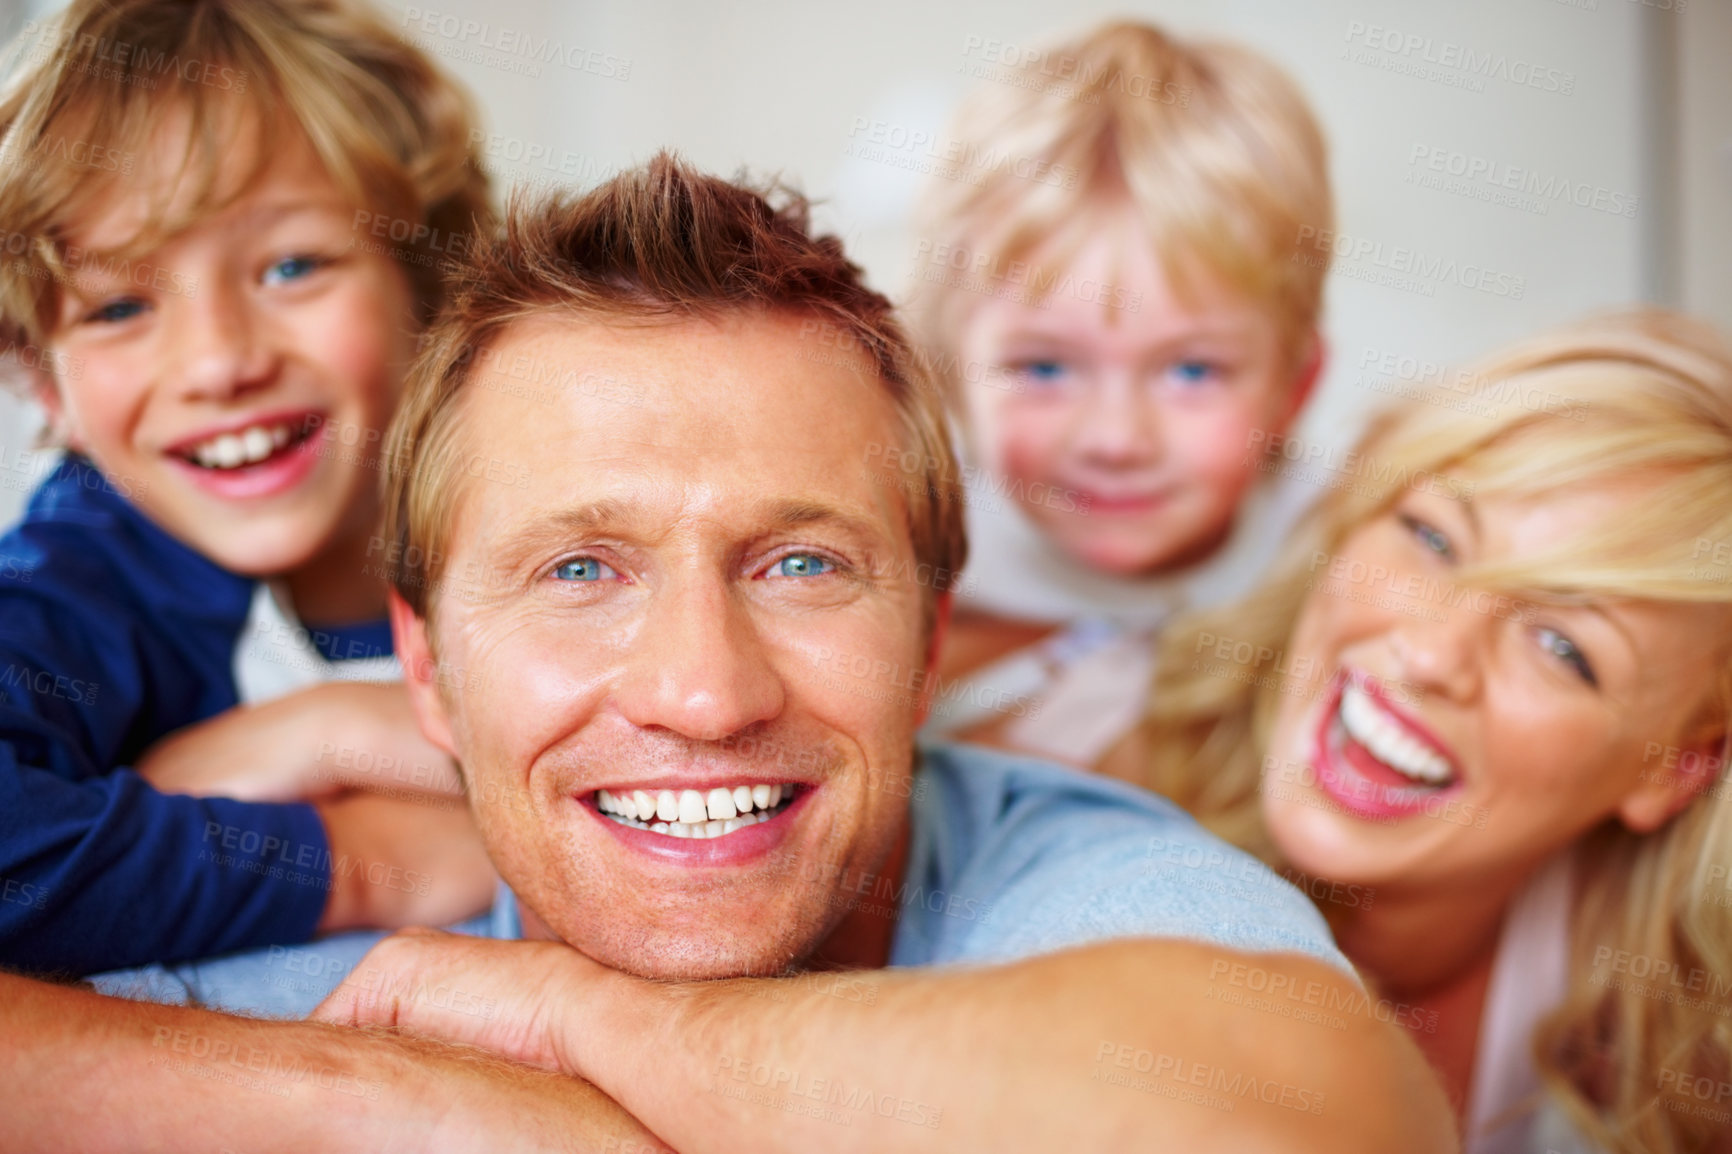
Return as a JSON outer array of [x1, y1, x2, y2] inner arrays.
[[264, 255, 323, 285], [87, 297, 145, 324], [554, 558, 615, 582], [770, 554, 832, 578]]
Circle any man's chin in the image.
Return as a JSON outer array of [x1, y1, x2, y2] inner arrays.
[[530, 906, 829, 981]]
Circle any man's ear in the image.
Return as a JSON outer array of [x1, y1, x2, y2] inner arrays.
[[1274, 331, 1327, 434], [1617, 728, 1726, 834], [912, 590, 955, 728], [388, 588, 459, 759]]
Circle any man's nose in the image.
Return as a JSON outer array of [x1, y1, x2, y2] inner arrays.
[[163, 280, 277, 401], [613, 575, 785, 741]]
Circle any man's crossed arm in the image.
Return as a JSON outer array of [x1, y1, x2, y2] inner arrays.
[[3, 934, 1456, 1152], [312, 930, 1459, 1154]]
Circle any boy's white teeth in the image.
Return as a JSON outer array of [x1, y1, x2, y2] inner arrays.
[[595, 782, 790, 839], [187, 421, 298, 469], [1338, 682, 1453, 785]]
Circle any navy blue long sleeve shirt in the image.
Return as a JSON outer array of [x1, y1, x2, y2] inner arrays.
[[0, 454, 390, 976]]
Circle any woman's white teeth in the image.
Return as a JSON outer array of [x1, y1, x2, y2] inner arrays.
[[188, 421, 298, 469], [595, 783, 791, 839], [1338, 682, 1453, 785]]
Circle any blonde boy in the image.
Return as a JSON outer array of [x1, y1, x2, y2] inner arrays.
[[915, 21, 1333, 762], [0, 0, 497, 975]]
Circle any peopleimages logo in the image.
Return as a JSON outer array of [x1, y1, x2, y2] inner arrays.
[[1407, 144, 1638, 219], [1341, 21, 1576, 95], [1293, 227, 1525, 300]]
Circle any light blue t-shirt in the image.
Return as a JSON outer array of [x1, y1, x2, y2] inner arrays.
[[92, 742, 1348, 1017]]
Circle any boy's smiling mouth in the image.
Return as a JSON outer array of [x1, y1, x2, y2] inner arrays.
[[162, 409, 330, 501], [171, 413, 320, 471]]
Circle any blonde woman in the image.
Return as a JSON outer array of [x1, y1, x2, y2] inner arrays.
[[1102, 310, 1732, 1153]]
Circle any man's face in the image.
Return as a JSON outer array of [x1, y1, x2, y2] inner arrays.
[[398, 311, 937, 980]]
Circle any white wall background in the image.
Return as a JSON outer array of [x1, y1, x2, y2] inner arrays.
[[0, 0, 1725, 526]]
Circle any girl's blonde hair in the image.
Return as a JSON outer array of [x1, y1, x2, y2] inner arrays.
[[914, 20, 1333, 383], [1110, 308, 1732, 1153], [0, 0, 494, 356]]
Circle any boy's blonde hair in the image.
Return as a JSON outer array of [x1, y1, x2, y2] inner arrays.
[[916, 20, 1332, 378], [1112, 310, 1732, 1154], [0, 0, 493, 356]]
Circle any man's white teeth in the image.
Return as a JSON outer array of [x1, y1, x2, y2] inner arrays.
[[595, 783, 791, 839], [1338, 681, 1453, 785], [188, 422, 297, 469]]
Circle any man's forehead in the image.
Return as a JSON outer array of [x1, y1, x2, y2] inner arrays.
[[449, 310, 910, 550]]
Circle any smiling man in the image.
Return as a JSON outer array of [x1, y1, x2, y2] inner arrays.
[[19, 156, 1455, 1153]]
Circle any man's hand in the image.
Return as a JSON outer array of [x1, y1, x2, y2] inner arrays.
[[314, 796, 499, 932], [311, 928, 599, 1072], [0, 971, 680, 1154], [139, 682, 463, 803]]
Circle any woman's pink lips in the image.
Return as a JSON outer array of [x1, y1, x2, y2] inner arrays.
[[167, 428, 323, 501], [1307, 673, 1465, 821], [1355, 673, 1455, 763], [584, 786, 812, 867]]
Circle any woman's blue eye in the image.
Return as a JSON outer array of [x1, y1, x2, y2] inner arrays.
[[770, 554, 833, 578], [554, 558, 615, 582], [1168, 360, 1218, 387], [86, 297, 146, 324], [1537, 626, 1597, 687], [263, 255, 324, 285], [1400, 514, 1454, 561]]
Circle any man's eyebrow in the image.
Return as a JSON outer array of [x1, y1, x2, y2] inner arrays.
[[761, 499, 884, 539], [493, 500, 635, 550], [489, 497, 888, 552]]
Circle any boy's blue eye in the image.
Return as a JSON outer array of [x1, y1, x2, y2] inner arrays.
[[263, 255, 324, 285], [86, 297, 146, 324], [553, 557, 615, 582], [1536, 626, 1597, 687], [1168, 360, 1218, 387], [769, 554, 833, 578], [1014, 359, 1068, 385]]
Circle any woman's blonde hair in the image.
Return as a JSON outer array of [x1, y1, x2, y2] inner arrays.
[[913, 20, 1333, 384], [0, 0, 494, 355], [1110, 308, 1732, 1153]]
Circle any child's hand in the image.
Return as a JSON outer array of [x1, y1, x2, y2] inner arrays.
[[314, 793, 498, 931], [138, 682, 464, 803]]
